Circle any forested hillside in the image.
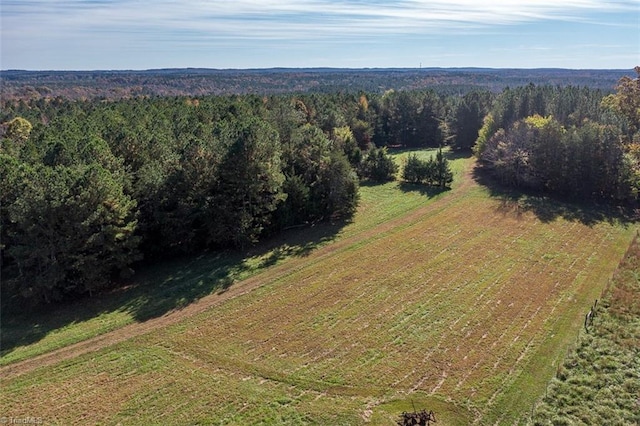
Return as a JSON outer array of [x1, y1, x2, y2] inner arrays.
[[1, 68, 638, 306]]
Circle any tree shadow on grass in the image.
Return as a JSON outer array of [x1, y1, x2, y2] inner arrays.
[[359, 179, 396, 188], [444, 149, 474, 161], [472, 164, 639, 227], [397, 182, 450, 198], [0, 220, 347, 359]]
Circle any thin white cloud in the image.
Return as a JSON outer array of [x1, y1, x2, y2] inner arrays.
[[4, 0, 639, 40], [162, 0, 639, 38], [2, 0, 638, 69]]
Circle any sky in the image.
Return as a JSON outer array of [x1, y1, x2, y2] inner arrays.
[[1, 0, 639, 70]]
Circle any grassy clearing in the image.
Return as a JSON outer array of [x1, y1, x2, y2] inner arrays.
[[1, 152, 636, 425]]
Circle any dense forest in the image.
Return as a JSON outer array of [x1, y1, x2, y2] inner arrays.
[[475, 70, 640, 202], [1, 68, 638, 305], [1, 68, 630, 100]]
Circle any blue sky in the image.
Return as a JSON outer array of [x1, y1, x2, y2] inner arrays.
[[2, 0, 639, 70]]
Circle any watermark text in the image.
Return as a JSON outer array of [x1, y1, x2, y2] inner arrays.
[[0, 417, 43, 425]]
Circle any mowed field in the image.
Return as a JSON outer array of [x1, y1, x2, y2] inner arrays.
[[1, 152, 636, 425]]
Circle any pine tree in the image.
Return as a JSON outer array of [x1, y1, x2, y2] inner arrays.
[[5, 163, 140, 303], [360, 147, 398, 182], [434, 148, 454, 188], [209, 117, 286, 248]]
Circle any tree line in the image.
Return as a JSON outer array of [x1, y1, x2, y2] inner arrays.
[[1, 70, 638, 305], [0, 91, 455, 304], [474, 69, 640, 203]]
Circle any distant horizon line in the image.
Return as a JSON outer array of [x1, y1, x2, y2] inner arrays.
[[2, 66, 634, 73]]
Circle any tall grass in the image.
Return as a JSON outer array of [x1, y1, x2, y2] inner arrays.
[[530, 234, 640, 425]]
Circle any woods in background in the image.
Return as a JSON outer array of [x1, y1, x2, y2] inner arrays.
[[1, 68, 638, 304]]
